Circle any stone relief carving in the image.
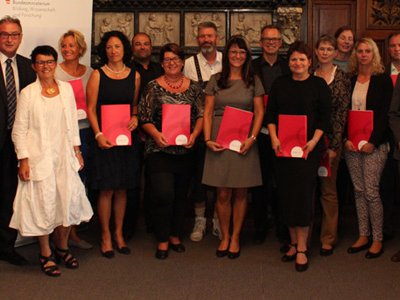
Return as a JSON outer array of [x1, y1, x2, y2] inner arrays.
[[230, 13, 272, 48], [139, 12, 180, 46], [184, 12, 226, 47], [369, 0, 400, 27], [277, 7, 303, 48], [94, 12, 134, 46]]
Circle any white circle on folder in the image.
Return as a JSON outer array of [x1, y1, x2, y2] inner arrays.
[[175, 134, 188, 145], [318, 166, 328, 177], [358, 140, 367, 150], [291, 146, 303, 158], [116, 134, 129, 145], [229, 140, 241, 152], [77, 109, 87, 120]]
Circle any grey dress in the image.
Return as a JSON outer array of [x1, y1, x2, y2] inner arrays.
[[202, 74, 264, 188]]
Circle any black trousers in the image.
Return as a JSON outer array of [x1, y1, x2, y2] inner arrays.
[[0, 131, 18, 252], [147, 152, 193, 242]]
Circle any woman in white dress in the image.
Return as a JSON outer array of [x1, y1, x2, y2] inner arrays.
[[10, 45, 93, 277]]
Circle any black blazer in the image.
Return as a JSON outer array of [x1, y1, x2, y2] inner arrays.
[[0, 54, 36, 149], [349, 73, 393, 147]]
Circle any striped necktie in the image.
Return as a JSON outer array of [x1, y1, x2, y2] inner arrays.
[[5, 58, 17, 129]]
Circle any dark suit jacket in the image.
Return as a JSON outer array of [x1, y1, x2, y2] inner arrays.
[[389, 74, 400, 159], [349, 73, 393, 147], [0, 54, 36, 149]]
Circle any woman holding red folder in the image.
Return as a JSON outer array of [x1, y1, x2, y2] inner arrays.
[[87, 31, 141, 258], [266, 41, 331, 271], [344, 38, 393, 259], [139, 43, 204, 259], [202, 35, 264, 259]]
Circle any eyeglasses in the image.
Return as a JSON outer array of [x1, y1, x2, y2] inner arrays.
[[163, 57, 181, 63], [35, 60, 56, 67], [229, 50, 247, 56], [261, 37, 281, 43], [0, 32, 21, 40]]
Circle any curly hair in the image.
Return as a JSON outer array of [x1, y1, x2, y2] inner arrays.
[[348, 37, 384, 75], [97, 30, 132, 65], [218, 35, 254, 89]]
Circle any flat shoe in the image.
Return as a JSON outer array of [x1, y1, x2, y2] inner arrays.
[[365, 248, 384, 259], [295, 251, 309, 272], [227, 250, 240, 259], [116, 246, 131, 255], [169, 243, 185, 253], [281, 252, 296, 262], [216, 249, 228, 258], [155, 249, 168, 260], [320, 247, 334, 257], [347, 242, 370, 254], [101, 250, 115, 259]]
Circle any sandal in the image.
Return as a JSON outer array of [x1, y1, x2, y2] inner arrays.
[[55, 247, 79, 269], [39, 254, 61, 277]]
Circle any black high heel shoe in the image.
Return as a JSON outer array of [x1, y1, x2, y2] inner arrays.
[[169, 243, 185, 253], [54, 247, 79, 269], [216, 240, 230, 258], [295, 250, 309, 272], [155, 248, 168, 260]]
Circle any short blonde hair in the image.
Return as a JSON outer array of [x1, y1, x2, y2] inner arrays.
[[348, 37, 384, 75], [59, 29, 87, 58]]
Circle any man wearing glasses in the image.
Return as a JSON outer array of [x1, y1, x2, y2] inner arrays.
[[0, 15, 36, 265], [251, 25, 290, 246]]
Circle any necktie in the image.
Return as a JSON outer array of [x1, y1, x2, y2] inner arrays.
[[5, 58, 17, 129]]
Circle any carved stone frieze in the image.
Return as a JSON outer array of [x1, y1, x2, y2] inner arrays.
[[276, 7, 303, 49]]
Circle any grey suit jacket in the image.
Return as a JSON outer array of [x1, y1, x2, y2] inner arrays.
[[388, 75, 400, 159], [0, 54, 36, 149]]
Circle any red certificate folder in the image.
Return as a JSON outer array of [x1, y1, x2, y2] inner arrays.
[[348, 110, 373, 151], [101, 104, 131, 146], [318, 137, 331, 177], [162, 104, 191, 145], [68, 78, 87, 120], [391, 74, 398, 87], [277, 114, 307, 158], [216, 106, 254, 152]]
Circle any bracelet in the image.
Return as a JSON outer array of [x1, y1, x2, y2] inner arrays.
[[74, 149, 82, 155], [250, 135, 257, 141], [95, 132, 103, 140]]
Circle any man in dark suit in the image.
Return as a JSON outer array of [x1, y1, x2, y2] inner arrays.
[[0, 16, 36, 265], [251, 25, 290, 245]]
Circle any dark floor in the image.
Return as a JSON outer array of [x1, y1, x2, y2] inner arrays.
[[1, 203, 400, 300]]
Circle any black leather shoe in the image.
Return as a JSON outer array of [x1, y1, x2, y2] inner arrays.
[[155, 249, 168, 260], [227, 250, 241, 259], [116, 246, 131, 255], [0, 250, 28, 266], [320, 247, 334, 257], [365, 248, 384, 259], [169, 243, 185, 253], [295, 251, 309, 272], [347, 243, 370, 254], [101, 250, 115, 259], [253, 231, 267, 245], [216, 249, 228, 258]]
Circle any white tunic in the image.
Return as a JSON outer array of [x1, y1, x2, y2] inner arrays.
[[10, 81, 93, 236]]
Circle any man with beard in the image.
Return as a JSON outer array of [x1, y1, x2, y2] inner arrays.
[[124, 32, 163, 238], [183, 21, 222, 242]]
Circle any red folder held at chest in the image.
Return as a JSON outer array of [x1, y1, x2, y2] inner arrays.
[[68, 78, 87, 120], [216, 106, 254, 153], [162, 104, 191, 145], [391, 74, 398, 87], [348, 110, 373, 151], [277, 114, 307, 158], [101, 104, 131, 146]]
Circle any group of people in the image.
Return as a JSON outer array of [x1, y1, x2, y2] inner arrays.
[[1, 14, 400, 277]]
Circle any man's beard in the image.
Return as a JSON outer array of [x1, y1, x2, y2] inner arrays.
[[200, 43, 215, 54]]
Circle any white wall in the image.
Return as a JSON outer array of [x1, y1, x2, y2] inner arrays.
[[1, 0, 93, 65]]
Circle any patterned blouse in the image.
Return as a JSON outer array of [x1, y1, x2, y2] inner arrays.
[[326, 67, 351, 150], [139, 79, 204, 155]]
